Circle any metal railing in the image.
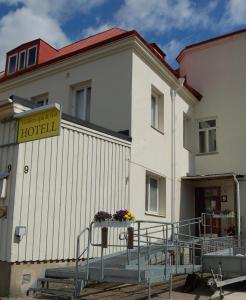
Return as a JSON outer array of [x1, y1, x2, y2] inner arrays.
[[75, 215, 236, 298], [75, 227, 90, 297]]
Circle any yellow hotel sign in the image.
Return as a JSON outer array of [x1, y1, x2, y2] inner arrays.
[[17, 104, 61, 143]]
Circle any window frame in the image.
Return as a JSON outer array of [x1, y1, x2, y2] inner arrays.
[[150, 87, 164, 133], [146, 174, 160, 215], [198, 118, 217, 154], [151, 93, 159, 129], [27, 45, 38, 67], [183, 113, 192, 151], [72, 83, 91, 122], [31, 93, 49, 106], [18, 49, 26, 71], [7, 53, 18, 75]]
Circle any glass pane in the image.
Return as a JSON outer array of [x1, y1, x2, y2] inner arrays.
[[75, 89, 86, 120], [28, 47, 37, 66], [8, 55, 17, 74], [209, 129, 216, 152], [199, 131, 206, 153], [145, 176, 149, 211], [86, 87, 91, 121], [149, 177, 158, 212], [151, 96, 157, 127], [199, 120, 216, 129], [19, 52, 25, 70]]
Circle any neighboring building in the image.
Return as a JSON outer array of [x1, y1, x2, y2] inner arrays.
[[0, 27, 245, 296]]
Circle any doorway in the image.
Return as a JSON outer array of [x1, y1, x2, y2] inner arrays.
[[195, 187, 221, 236]]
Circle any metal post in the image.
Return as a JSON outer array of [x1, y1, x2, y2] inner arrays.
[[169, 254, 172, 300], [165, 224, 168, 278], [138, 221, 141, 282], [210, 215, 212, 237], [192, 237, 195, 272], [86, 228, 90, 281], [148, 237, 151, 300], [100, 246, 104, 281]]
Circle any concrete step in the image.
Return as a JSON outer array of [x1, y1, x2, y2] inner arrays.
[[27, 287, 75, 299], [37, 277, 76, 286]]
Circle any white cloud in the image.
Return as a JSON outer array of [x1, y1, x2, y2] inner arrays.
[[0, 0, 107, 69], [223, 0, 246, 26], [114, 0, 214, 34], [162, 39, 184, 67], [82, 23, 112, 37]]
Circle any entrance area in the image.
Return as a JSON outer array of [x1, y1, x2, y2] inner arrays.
[[195, 187, 221, 236], [182, 174, 238, 237]]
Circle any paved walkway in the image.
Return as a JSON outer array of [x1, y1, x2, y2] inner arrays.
[[2, 277, 246, 299]]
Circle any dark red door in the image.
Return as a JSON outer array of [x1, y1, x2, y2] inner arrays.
[[195, 187, 221, 236]]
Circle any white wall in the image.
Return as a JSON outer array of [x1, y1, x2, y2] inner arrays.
[[180, 34, 246, 174], [0, 50, 132, 133], [0, 120, 19, 261], [130, 52, 195, 222], [6, 118, 131, 262]]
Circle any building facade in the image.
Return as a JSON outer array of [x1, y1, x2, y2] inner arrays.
[[0, 27, 245, 295]]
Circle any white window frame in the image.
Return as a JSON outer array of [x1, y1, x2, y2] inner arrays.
[[151, 94, 159, 129], [198, 118, 217, 154], [7, 53, 18, 75], [27, 45, 37, 67], [72, 83, 91, 121], [146, 174, 160, 215], [18, 49, 26, 71], [183, 113, 192, 151], [31, 93, 49, 106]]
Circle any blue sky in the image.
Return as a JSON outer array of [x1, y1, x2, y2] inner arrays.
[[0, 0, 246, 70]]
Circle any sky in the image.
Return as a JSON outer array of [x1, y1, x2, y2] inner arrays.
[[0, 0, 246, 70]]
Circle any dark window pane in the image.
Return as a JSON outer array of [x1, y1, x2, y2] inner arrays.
[[199, 120, 216, 129], [19, 51, 26, 70], [209, 129, 216, 152], [28, 47, 37, 66], [8, 55, 17, 74], [149, 177, 158, 212], [199, 131, 206, 153]]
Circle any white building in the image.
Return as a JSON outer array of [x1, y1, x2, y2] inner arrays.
[[0, 27, 245, 296]]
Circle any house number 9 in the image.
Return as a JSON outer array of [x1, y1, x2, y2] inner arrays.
[[24, 166, 29, 174]]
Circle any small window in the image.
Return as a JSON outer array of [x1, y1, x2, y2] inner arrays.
[[198, 119, 217, 154], [151, 88, 164, 132], [31, 93, 49, 106], [146, 173, 166, 215], [27, 46, 37, 67], [18, 50, 26, 71], [73, 85, 91, 121], [183, 113, 192, 151], [8, 54, 18, 74]]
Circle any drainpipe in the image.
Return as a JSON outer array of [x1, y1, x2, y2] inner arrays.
[[170, 77, 185, 222], [233, 174, 241, 242]]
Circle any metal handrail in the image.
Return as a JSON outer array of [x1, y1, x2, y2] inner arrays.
[[75, 227, 90, 296]]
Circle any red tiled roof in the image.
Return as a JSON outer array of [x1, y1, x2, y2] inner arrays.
[[0, 27, 201, 100], [177, 27, 246, 62], [58, 28, 126, 56]]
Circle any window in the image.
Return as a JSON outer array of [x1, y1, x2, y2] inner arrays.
[[146, 173, 166, 215], [151, 88, 164, 132], [8, 54, 17, 74], [73, 85, 91, 121], [31, 93, 49, 106], [183, 113, 192, 151], [27, 46, 37, 67], [198, 119, 217, 154], [18, 50, 26, 71]]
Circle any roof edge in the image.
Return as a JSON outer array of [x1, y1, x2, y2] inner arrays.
[[177, 27, 246, 62]]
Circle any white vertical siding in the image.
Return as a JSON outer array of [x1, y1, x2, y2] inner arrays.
[[10, 119, 131, 262], [0, 120, 19, 261]]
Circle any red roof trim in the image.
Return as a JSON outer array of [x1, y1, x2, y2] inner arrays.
[[0, 29, 202, 101], [177, 27, 246, 62]]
